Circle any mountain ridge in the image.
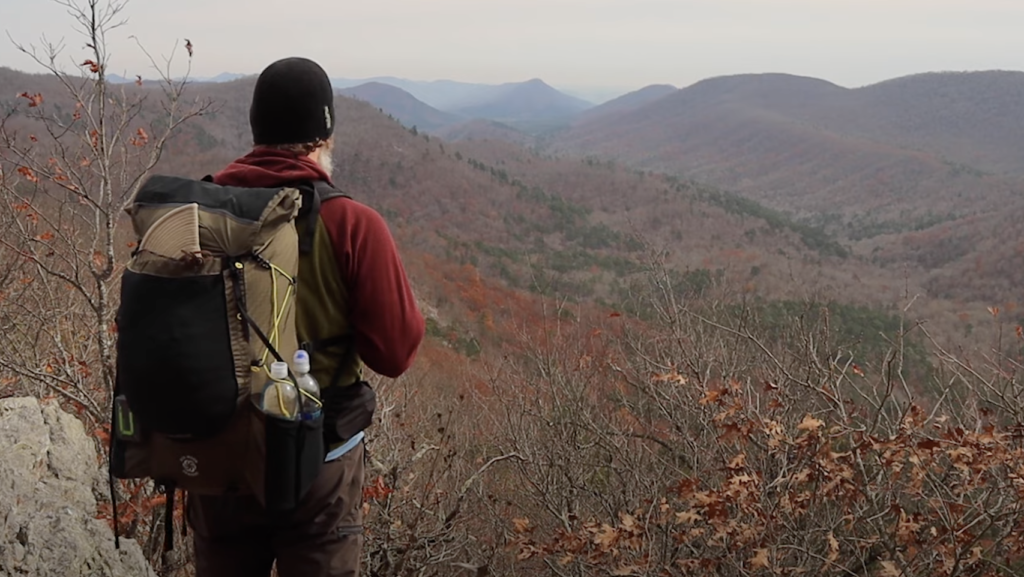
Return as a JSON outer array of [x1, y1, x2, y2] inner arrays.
[[451, 78, 592, 126], [572, 83, 678, 124], [548, 70, 1024, 225], [338, 81, 464, 132]]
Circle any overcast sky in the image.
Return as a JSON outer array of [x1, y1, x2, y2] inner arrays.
[[2, 0, 1022, 98]]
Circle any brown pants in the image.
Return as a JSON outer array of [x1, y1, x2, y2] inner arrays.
[[187, 443, 365, 577]]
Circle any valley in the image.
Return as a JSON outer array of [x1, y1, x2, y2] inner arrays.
[[2, 65, 1017, 362], [328, 69, 1024, 353]]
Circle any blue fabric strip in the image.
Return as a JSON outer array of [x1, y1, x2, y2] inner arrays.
[[325, 430, 365, 462]]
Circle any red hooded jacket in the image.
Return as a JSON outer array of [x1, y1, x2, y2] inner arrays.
[[213, 148, 424, 378]]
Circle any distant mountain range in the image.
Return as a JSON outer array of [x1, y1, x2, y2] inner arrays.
[[107, 71, 249, 84], [330, 76, 497, 110], [85, 67, 1024, 216], [548, 70, 1024, 229], [450, 79, 592, 124], [105, 71, 612, 132], [329, 76, 623, 109], [336, 78, 599, 133]]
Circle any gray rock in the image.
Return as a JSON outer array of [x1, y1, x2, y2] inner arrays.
[[0, 397, 156, 577]]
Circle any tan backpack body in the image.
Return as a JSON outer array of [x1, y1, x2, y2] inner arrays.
[[110, 175, 329, 544]]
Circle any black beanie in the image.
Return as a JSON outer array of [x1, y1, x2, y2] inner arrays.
[[250, 57, 335, 146]]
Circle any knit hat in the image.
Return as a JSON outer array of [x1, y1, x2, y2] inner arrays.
[[249, 57, 335, 146]]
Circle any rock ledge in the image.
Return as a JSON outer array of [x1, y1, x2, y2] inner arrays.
[[0, 396, 156, 577]]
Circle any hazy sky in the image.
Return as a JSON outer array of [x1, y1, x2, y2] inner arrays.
[[2, 0, 1023, 97]]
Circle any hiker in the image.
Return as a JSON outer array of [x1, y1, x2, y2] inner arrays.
[[184, 57, 424, 576]]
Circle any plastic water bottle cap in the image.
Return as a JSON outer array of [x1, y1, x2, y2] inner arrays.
[[270, 361, 289, 380], [293, 350, 311, 374]]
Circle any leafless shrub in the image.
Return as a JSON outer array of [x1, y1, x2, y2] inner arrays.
[[0, 0, 208, 569]]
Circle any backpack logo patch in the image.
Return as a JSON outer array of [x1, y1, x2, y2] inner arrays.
[[181, 455, 199, 477]]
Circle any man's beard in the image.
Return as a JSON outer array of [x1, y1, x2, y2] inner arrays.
[[317, 141, 334, 176]]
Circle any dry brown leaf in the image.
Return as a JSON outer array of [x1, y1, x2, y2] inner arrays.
[[676, 559, 700, 571], [593, 523, 618, 550], [619, 512, 638, 532], [18, 92, 43, 107], [880, 560, 902, 576], [692, 491, 717, 505], [675, 510, 702, 524], [652, 369, 687, 385], [797, 414, 824, 431], [947, 446, 974, 462], [967, 546, 982, 564], [699, 388, 723, 405], [727, 473, 755, 488], [511, 517, 530, 533], [16, 166, 38, 183], [728, 453, 747, 469], [827, 531, 839, 562], [749, 548, 770, 569]]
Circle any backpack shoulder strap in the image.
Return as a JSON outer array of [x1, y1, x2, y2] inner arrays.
[[296, 181, 351, 255], [313, 180, 350, 203], [294, 181, 356, 386]]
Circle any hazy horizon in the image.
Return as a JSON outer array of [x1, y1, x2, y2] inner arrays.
[[3, 0, 1024, 101]]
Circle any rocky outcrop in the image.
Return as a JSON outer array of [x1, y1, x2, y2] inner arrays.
[[0, 397, 156, 577]]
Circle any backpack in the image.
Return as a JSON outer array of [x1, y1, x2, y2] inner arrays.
[[108, 174, 349, 552]]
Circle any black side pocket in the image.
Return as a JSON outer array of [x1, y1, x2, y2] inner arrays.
[[322, 381, 377, 447], [116, 270, 238, 439], [264, 412, 325, 519], [298, 414, 325, 497]]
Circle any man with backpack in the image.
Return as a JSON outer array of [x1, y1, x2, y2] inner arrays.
[[110, 56, 424, 577], [192, 56, 424, 576]]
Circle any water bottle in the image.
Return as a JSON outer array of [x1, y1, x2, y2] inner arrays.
[[293, 350, 322, 420], [261, 361, 299, 419]]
